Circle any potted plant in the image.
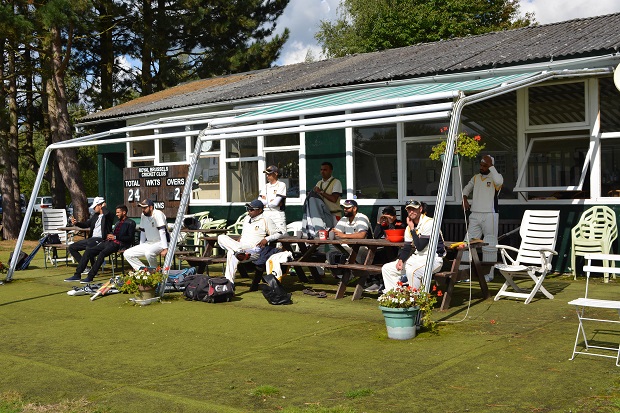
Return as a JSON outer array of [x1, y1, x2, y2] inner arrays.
[[429, 127, 485, 165], [118, 267, 167, 300], [377, 282, 441, 339]]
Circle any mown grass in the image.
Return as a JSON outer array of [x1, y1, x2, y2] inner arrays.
[[0, 240, 619, 412]]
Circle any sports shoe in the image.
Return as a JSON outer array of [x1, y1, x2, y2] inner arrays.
[[81, 267, 92, 275], [80, 277, 94, 284], [484, 268, 494, 283], [64, 275, 82, 282], [67, 287, 88, 296], [364, 283, 381, 292]]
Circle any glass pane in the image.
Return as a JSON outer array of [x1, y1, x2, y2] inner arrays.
[[160, 137, 186, 162], [192, 136, 221, 153], [265, 152, 300, 198], [192, 156, 220, 200], [601, 138, 620, 197], [226, 160, 258, 202], [130, 141, 154, 157], [406, 141, 452, 197], [265, 133, 299, 147], [462, 92, 518, 199], [528, 82, 586, 126], [600, 77, 620, 133], [526, 137, 589, 199], [353, 125, 397, 199], [226, 138, 257, 158]]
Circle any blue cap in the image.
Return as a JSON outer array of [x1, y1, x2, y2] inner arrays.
[[245, 199, 264, 210], [138, 199, 154, 208]]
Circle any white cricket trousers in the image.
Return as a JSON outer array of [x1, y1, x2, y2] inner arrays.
[[382, 254, 443, 290], [124, 242, 163, 271], [462, 212, 499, 263]]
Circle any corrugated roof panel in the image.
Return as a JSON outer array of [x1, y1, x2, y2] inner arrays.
[[240, 73, 538, 117]]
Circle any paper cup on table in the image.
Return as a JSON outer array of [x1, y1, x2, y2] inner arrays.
[[328, 230, 335, 240]]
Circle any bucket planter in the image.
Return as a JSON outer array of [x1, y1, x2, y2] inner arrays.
[[379, 306, 419, 340], [138, 285, 156, 300], [439, 153, 460, 167]]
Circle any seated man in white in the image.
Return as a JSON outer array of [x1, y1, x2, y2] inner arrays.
[[124, 199, 169, 270], [217, 199, 283, 285], [382, 200, 446, 290]]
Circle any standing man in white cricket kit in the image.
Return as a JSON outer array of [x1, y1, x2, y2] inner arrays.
[[258, 165, 287, 234], [124, 199, 169, 270], [461, 154, 503, 282]]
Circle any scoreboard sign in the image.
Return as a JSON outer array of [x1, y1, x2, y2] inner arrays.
[[123, 165, 189, 217]]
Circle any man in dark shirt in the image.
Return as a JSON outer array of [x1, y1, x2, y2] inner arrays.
[[65, 205, 136, 283]]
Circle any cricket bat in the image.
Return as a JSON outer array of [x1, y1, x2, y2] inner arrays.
[[90, 278, 116, 301]]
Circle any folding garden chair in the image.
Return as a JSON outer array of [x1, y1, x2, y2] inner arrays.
[[494, 210, 560, 304], [569, 253, 620, 366]]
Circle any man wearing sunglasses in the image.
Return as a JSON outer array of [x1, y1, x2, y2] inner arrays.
[[461, 154, 503, 282], [381, 200, 445, 291], [217, 199, 283, 285]]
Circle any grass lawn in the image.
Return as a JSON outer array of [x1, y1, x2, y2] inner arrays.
[[0, 240, 619, 412]]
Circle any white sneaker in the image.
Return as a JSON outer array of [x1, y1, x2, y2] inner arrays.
[[67, 287, 88, 296], [81, 267, 92, 275], [484, 268, 494, 283], [364, 283, 381, 292]]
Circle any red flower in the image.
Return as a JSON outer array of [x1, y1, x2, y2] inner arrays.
[[396, 281, 403, 287], [432, 285, 437, 291], [437, 290, 443, 297], [474, 135, 481, 141], [440, 126, 448, 133]]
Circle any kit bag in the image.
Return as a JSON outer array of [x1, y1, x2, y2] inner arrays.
[[205, 277, 235, 303], [181, 274, 234, 303]]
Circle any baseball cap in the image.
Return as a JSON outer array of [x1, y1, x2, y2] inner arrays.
[[138, 199, 154, 208], [382, 206, 397, 215], [245, 199, 264, 210], [90, 196, 105, 209], [263, 165, 279, 174], [405, 199, 422, 210], [341, 199, 358, 208]]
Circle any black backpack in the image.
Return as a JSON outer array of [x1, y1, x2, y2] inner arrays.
[[261, 272, 292, 305], [9, 251, 28, 270]]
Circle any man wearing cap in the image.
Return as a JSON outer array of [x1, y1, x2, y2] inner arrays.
[[64, 197, 114, 282], [381, 200, 446, 291], [123, 199, 169, 271], [67, 205, 136, 283], [258, 165, 287, 234], [313, 162, 343, 227], [327, 199, 371, 272], [461, 154, 503, 282], [217, 199, 282, 285]]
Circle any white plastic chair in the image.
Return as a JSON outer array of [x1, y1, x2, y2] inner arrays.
[[571, 206, 618, 282], [41, 208, 74, 267], [493, 210, 560, 304], [226, 212, 248, 235]]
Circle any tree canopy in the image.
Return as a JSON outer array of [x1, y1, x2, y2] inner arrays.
[[0, 0, 290, 239], [316, 0, 535, 58]]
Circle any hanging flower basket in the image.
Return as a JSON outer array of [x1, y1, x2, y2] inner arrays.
[[429, 127, 485, 161]]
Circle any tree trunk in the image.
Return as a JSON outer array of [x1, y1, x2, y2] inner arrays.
[[46, 26, 88, 220], [141, 0, 153, 96], [5, 46, 21, 240]]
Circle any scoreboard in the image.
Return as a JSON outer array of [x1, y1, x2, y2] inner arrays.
[[123, 165, 189, 217]]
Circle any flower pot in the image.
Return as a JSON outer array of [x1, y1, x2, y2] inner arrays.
[[379, 306, 419, 340], [138, 285, 156, 300], [440, 153, 460, 167]]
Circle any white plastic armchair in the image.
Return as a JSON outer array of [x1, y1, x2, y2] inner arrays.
[[226, 212, 248, 235], [571, 205, 617, 282], [494, 210, 560, 304]]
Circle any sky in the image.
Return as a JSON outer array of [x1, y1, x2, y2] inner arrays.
[[274, 0, 620, 66]]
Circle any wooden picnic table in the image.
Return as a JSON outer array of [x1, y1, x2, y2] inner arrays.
[[278, 236, 490, 307], [278, 236, 405, 299], [178, 235, 239, 274]]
